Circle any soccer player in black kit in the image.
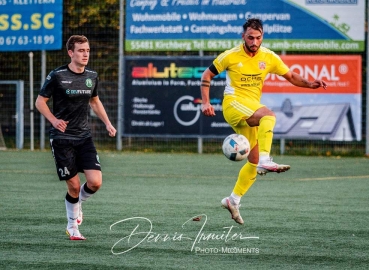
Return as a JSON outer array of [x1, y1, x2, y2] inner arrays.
[[35, 35, 116, 240]]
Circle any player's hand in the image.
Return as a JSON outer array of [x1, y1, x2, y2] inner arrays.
[[311, 79, 327, 90], [106, 124, 116, 137], [201, 103, 216, 117], [52, 119, 69, 133]]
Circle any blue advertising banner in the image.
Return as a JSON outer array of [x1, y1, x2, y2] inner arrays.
[[126, 0, 365, 51], [0, 0, 63, 51], [124, 57, 233, 136]]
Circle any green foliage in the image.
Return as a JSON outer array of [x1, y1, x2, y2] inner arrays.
[[65, 0, 119, 28]]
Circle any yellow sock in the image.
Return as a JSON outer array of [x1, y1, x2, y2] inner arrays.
[[258, 115, 276, 154], [233, 162, 257, 196]]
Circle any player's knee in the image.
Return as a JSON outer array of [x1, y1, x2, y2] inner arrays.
[[267, 111, 276, 118], [261, 107, 276, 118], [85, 170, 102, 191], [94, 181, 102, 191], [248, 147, 259, 164], [88, 179, 102, 192]]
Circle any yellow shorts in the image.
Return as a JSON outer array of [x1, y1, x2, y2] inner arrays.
[[222, 95, 265, 149]]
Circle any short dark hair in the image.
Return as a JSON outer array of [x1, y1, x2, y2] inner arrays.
[[243, 18, 263, 33], [66, 35, 89, 51]]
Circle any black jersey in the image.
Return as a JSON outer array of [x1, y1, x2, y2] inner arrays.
[[39, 64, 98, 139]]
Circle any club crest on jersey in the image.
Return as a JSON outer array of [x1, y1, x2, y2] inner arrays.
[[258, 61, 266, 70], [85, 79, 93, 87]]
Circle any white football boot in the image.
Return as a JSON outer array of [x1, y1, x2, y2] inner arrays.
[[66, 226, 86, 240], [221, 197, 244, 225], [257, 156, 290, 175]]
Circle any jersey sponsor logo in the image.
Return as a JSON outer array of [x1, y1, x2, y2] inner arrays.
[[85, 78, 93, 87], [62, 81, 72, 84], [240, 74, 263, 87], [66, 89, 92, 95], [240, 74, 262, 81]]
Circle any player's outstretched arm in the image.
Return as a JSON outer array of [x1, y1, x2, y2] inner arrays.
[[282, 70, 327, 90], [201, 68, 217, 117], [89, 96, 116, 137]]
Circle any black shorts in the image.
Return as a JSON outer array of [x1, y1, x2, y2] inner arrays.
[[50, 137, 101, 181]]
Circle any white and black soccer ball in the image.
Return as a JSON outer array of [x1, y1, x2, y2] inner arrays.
[[222, 134, 250, 161]]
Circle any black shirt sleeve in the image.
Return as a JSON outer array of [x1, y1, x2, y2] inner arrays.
[[209, 64, 219, 75], [39, 71, 56, 98]]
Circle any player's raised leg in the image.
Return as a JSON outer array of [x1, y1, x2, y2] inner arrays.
[[77, 181, 98, 226], [255, 113, 290, 175], [77, 170, 102, 226]]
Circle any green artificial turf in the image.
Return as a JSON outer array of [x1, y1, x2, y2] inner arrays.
[[0, 151, 368, 269]]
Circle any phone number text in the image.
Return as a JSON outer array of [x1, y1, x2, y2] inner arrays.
[[0, 35, 54, 45]]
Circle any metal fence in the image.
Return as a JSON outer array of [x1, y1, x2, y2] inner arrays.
[[0, 1, 367, 156]]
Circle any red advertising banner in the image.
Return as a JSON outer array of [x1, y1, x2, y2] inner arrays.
[[263, 55, 362, 94]]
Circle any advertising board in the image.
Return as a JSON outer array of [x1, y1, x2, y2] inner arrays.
[[0, 0, 63, 51], [124, 55, 362, 141]]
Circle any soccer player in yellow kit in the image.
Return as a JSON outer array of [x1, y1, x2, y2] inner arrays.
[[201, 18, 327, 225]]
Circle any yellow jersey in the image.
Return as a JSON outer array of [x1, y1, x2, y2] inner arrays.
[[213, 44, 290, 102]]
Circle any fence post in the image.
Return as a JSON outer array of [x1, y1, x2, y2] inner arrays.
[[280, 138, 285, 155], [198, 137, 203, 154], [29, 52, 34, 151]]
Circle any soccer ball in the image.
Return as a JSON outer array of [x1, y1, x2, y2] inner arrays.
[[222, 134, 250, 161]]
